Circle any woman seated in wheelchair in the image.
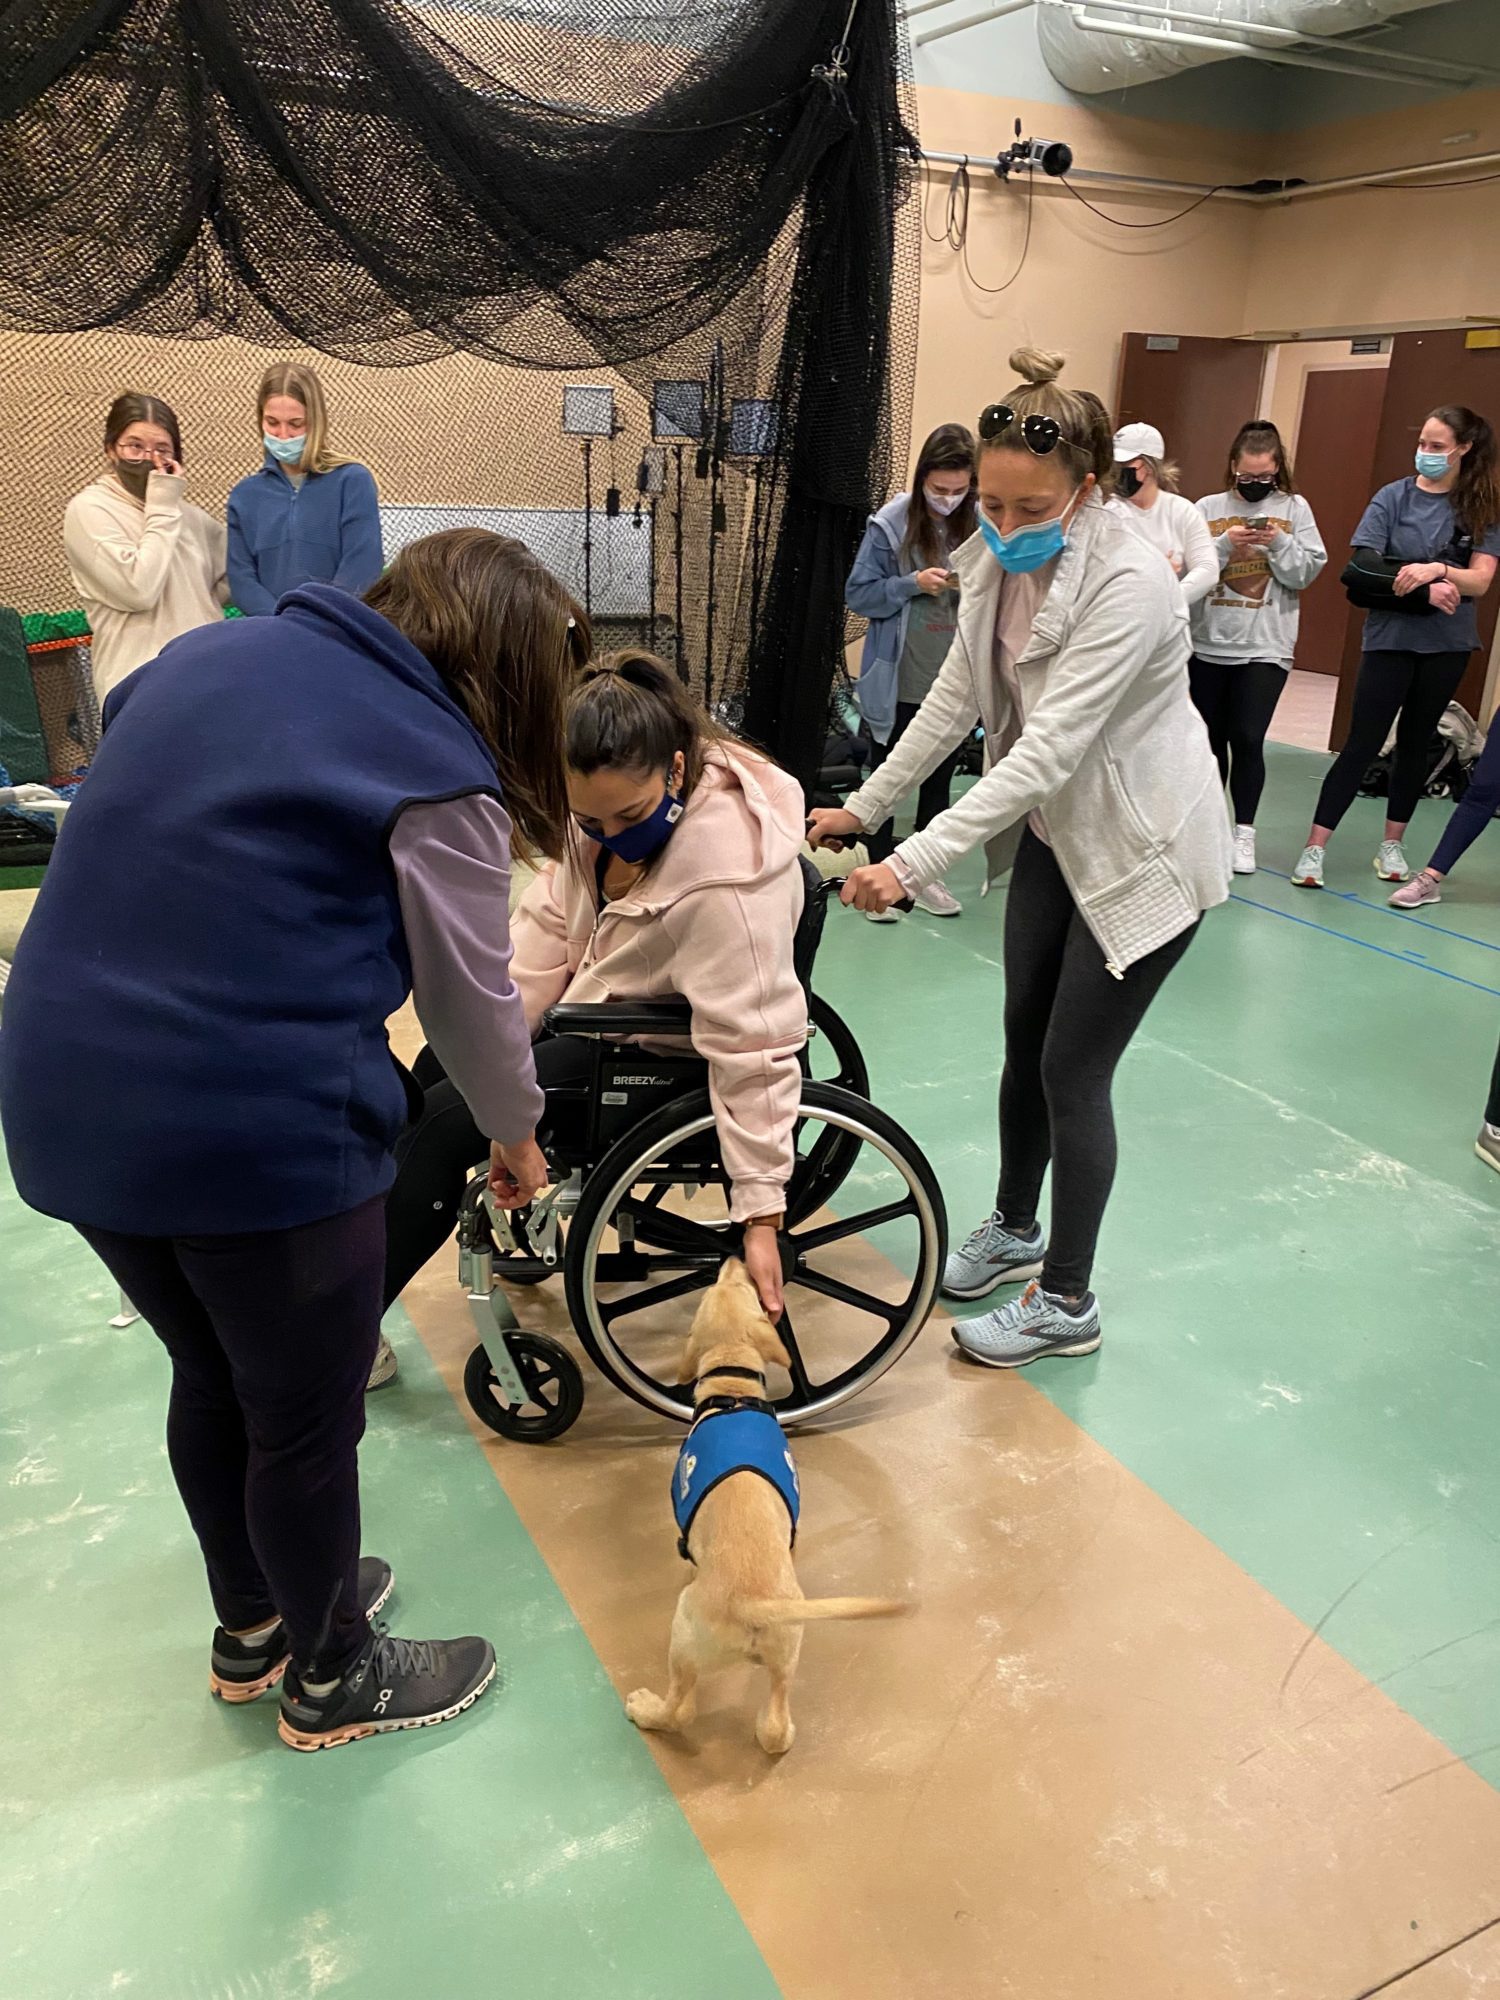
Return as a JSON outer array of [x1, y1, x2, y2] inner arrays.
[[381, 650, 809, 1370]]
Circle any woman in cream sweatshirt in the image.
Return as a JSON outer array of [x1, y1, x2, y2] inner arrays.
[[63, 393, 228, 702]]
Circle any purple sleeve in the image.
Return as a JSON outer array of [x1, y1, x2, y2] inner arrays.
[[389, 793, 544, 1147]]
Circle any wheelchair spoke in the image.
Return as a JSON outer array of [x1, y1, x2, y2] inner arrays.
[[790, 1263, 906, 1326], [776, 1302, 816, 1401], [788, 1198, 916, 1255], [625, 1204, 732, 1259], [598, 1266, 716, 1326]]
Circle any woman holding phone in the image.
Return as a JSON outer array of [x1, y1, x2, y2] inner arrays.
[[844, 423, 976, 920]]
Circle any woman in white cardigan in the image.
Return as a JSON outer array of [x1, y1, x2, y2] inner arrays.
[[809, 349, 1229, 1369], [63, 394, 228, 702]]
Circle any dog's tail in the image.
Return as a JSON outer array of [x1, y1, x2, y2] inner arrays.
[[735, 1595, 909, 1626]]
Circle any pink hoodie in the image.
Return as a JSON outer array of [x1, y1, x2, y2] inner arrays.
[[511, 743, 808, 1223]]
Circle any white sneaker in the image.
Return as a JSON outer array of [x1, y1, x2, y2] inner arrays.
[[864, 904, 903, 925], [1375, 840, 1410, 883], [913, 880, 962, 918], [1231, 825, 1256, 876], [1291, 844, 1324, 888], [367, 1333, 398, 1391]]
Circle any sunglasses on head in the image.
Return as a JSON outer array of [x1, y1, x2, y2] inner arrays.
[[978, 404, 1068, 457]]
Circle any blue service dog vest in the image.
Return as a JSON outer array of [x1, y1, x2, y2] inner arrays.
[[672, 1406, 800, 1561]]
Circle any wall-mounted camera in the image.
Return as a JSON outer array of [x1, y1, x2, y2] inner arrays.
[[996, 119, 1073, 182]]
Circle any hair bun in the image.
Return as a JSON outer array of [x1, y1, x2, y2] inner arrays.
[[1009, 346, 1065, 388]]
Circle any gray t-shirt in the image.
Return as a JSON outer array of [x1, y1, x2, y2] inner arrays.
[[897, 582, 959, 704], [1354, 477, 1500, 654]]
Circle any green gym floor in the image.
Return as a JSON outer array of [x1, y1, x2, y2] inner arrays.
[[5, 740, 1500, 2000]]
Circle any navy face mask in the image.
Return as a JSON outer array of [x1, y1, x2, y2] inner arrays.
[[593, 777, 684, 863]]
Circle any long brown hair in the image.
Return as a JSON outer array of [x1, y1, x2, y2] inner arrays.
[[364, 529, 589, 863], [1224, 420, 1297, 496], [979, 348, 1114, 484], [1429, 402, 1500, 539], [104, 393, 183, 461], [565, 648, 752, 798], [903, 423, 977, 568], [256, 361, 350, 478]]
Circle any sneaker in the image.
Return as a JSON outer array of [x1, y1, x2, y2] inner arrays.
[[1375, 840, 1410, 883], [209, 1556, 395, 1704], [278, 1630, 497, 1751], [942, 1211, 1046, 1300], [864, 904, 904, 925], [952, 1282, 1101, 1368], [1291, 845, 1324, 889], [1389, 872, 1442, 910], [1231, 825, 1256, 876], [1477, 1123, 1500, 1175], [914, 881, 962, 919], [367, 1332, 398, 1391]]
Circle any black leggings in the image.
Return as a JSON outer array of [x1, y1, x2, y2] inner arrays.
[[1186, 656, 1287, 826], [866, 699, 963, 865], [383, 1038, 590, 1308], [1314, 648, 1470, 832], [1488, 1033, 1500, 1130], [996, 831, 1198, 1297]]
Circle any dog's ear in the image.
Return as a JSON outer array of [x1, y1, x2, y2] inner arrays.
[[755, 1320, 793, 1372]]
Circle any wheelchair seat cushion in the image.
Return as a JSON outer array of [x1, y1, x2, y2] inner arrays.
[[673, 1405, 800, 1561]]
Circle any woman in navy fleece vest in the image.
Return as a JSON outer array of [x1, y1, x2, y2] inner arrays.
[[0, 529, 589, 1752]]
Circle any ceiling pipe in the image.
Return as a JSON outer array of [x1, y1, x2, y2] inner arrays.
[[915, 143, 1500, 203], [1069, 12, 1439, 85], [913, 0, 1034, 48], [1037, 0, 1458, 95], [1061, 0, 1495, 82]]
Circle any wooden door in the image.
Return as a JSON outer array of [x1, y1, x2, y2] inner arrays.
[[1116, 334, 1269, 505], [1290, 367, 1386, 683], [1332, 329, 1500, 745]]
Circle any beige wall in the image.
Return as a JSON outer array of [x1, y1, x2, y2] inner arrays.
[[1261, 339, 1391, 458]]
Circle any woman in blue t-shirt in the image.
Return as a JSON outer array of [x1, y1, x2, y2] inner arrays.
[[227, 362, 384, 614], [1293, 403, 1500, 888]]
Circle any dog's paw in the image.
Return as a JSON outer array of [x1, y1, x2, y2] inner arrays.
[[756, 1715, 796, 1756], [626, 1688, 671, 1731]]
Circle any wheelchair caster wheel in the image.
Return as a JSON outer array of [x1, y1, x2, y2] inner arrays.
[[463, 1332, 583, 1443]]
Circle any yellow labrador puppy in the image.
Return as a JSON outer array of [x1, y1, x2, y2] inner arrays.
[[626, 1259, 903, 1755]]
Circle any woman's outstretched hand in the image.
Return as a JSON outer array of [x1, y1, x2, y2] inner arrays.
[[489, 1135, 549, 1209], [841, 862, 905, 915], [742, 1221, 784, 1322], [806, 806, 862, 851]]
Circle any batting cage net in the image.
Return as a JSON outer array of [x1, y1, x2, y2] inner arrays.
[[0, 0, 919, 791]]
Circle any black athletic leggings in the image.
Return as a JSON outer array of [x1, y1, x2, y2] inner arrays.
[[1487, 1033, 1500, 1131], [996, 831, 1198, 1298], [1313, 648, 1470, 832], [383, 1038, 590, 1309], [866, 699, 964, 865], [1186, 656, 1287, 826]]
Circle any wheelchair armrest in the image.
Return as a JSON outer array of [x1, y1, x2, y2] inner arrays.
[[542, 998, 694, 1039]]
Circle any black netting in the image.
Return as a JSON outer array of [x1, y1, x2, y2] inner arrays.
[[0, 0, 919, 788]]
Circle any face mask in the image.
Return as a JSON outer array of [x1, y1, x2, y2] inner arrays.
[[1115, 464, 1143, 500], [113, 460, 153, 500], [591, 780, 684, 864], [1415, 448, 1453, 481], [924, 486, 965, 518], [1235, 477, 1275, 505], [978, 492, 1079, 575], [265, 433, 307, 466]]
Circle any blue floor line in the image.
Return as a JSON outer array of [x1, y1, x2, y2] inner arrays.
[[1256, 865, 1500, 958], [1229, 889, 1500, 998]]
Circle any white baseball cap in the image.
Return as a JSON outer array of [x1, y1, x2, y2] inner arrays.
[[1113, 422, 1165, 462]]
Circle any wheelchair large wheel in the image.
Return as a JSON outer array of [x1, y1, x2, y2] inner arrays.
[[562, 1080, 945, 1427]]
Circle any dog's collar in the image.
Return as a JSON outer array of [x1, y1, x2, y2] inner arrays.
[[692, 1365, 766, 1392]]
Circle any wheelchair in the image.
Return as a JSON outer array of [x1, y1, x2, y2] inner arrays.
[[458, 860, 947, 1442]]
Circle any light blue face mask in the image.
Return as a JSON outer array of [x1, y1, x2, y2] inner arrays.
[[264, 433, 307, 466], [1415, 447, 1453, 481], [978, 492, 1078, 575]]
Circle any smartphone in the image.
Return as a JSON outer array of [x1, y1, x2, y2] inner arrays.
[[944, 570, 960, 587], [1249, 516, 1270, 531]]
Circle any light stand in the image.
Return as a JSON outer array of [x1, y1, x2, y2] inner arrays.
[[563, 384, 618, 619], [652, 379, 706, 685], [634, 446, 666, 654], [729, 397, 781, 651]]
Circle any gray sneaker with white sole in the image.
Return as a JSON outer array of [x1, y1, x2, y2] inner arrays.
[[942, 1211, 1046, 1300], [952, 1283, 1101, 1368]]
